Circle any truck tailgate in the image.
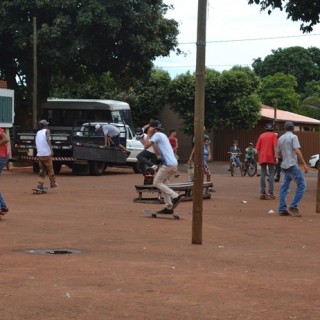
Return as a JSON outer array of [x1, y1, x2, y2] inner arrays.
[[73, 144, 126, 163]]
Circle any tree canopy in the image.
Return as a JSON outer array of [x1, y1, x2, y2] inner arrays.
[[169, 67, 261, 135], [258, 72, 300, 112], [252, 46, 320, 93], [0, 0, 179, 123], [248, 0, 320, 32]]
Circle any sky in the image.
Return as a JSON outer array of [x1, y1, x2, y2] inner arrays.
[[154, 0, 320, 78]]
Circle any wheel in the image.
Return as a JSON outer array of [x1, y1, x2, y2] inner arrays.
[[72, 164, 89, 175], [243, 163, 247, 176], [248, 160, 257, 177], [230, 162, 235, 176], [33, 161, 39, 174], [173, 214, 180, 220], [53, 162, 62, 175], [151, 213, 157, 218], [89, 161, 105, 176]]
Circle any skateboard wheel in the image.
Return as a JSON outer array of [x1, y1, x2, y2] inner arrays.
[[151, 213, 157, 218]]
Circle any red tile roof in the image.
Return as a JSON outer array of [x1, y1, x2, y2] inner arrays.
[[261, 105, 320, 125]]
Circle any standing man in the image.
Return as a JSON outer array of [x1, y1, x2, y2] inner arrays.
[[35, 120, 58, 190], [277, 121, 308, 217], [255, 123, 278, 200], [168, 128, 180, 177], [0, 128, 9, 215], [144, 120, 183, 214]]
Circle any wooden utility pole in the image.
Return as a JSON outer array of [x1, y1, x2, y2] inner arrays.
[[192, 0, 207, 245], [33, 17, 38, 129], [317, 134, 320, 213]]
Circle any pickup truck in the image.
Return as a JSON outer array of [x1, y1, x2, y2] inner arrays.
[[14, 121, 144, 176]]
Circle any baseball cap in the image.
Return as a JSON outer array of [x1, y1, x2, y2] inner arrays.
[[95, 124, 102, 130], [264, 123, 274, 131], [39, 119, 49, 126], [284, 121, 294, 130], [150, 120, 164, 131]]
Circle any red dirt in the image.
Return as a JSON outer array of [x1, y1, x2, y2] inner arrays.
[[1, 163, 320, 320]]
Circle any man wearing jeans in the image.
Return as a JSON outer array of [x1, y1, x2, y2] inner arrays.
[[144, 120, 183, 214], [277, 121, 308, 217], [255, 123, 278, 200]]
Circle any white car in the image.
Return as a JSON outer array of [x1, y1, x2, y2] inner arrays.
[[309, 154, 319, 169]]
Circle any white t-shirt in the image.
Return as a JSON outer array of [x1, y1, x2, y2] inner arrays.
[[102, 125, 120, 137], [36, 129, 51, 156], [142, 133, 155, 153], [151, 132, 177, 166]]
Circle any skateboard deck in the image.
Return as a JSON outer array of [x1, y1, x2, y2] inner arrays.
[[32, 188, 48, 194], [144, 209, 180, 219]]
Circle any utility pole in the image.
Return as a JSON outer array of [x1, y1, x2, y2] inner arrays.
[[317, 130, 320, 213], [192, 0, 207, 245], [33, 17, 38, 129]]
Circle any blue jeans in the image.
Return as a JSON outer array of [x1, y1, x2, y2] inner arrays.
[[0, 157, 8, 209], [279, 165, 306, 212], [260, 163, 275, 194]]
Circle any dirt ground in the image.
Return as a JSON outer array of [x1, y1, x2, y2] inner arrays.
[[1, 162, 320, 320]]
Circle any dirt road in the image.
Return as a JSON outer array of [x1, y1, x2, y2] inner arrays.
[[1, 163, 319, 320]]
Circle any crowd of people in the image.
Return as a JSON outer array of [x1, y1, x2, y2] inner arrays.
[[0, 118, 309, 218]]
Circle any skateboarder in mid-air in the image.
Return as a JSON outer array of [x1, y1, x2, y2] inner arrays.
[[143, 120, 183, 214]]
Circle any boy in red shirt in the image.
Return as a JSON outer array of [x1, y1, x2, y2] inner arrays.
[[255, 123, 278, 200]]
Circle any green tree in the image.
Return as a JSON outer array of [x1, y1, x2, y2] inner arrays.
[[252, 47, 320, 93], [300, 95, 320, 119], [117, 69, 172, 127], [258, 72, 300, 112], [248, 0, 320, 32], [169, 67, 261, 135], [0, 0, 179, 124]]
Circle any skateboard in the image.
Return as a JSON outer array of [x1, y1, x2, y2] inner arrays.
[[144, 209, 180, 219], [32, 187, 48, 194]]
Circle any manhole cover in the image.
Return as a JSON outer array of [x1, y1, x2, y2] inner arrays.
[[24, 249, 82, 255]]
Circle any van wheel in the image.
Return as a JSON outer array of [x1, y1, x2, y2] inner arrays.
[[89, 161, 105, 176], [72, 164, 89, 175], [53, 163, 62, 175], [33, 162, 39, 174]]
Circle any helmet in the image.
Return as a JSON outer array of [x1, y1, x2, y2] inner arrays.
[[264, 123, 274, 131], [248, 142, 253, 146]]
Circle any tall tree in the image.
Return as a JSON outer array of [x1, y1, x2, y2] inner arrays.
[[258, 72, 300, 112], [0, 0, 179, 123], [169, 67, 261, 135], [248, 0, 320, 32], [252, 47, 320, 93]]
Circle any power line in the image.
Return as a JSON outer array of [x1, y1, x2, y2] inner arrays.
[[180, 33, 320, 45]]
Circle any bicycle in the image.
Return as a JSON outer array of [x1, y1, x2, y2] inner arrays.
[[243, 156, 257, 177], [228, 152, 242, 176]]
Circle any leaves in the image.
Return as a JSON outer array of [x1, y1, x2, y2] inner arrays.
[[169, 67, 261, 134], [248, 0, 320, 32]]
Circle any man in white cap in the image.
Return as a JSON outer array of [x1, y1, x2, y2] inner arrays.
[[35, 119, 58, 189], [277, 121, 308, 217], [144, 120, 183, 214]]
